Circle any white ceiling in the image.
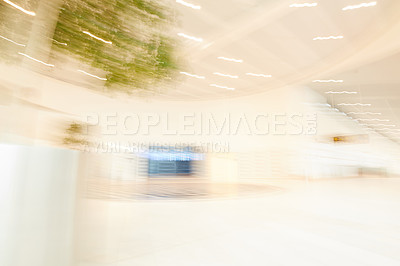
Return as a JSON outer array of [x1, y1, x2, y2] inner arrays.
[[158, 0, 400, 101]]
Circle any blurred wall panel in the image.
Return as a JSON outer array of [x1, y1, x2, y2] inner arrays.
[[0, 144, 79, 266]]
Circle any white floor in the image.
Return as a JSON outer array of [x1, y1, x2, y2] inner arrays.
[[75, 177, 400, 266]]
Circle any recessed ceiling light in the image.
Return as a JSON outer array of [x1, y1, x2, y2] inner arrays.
[[177, 33, 203, 42], [313, 36, 344, 40], [176, 0, 201, 10], [210, 84, 235, 90], [53, 39, 67, 46], [83, 31, 112, 44], [213, 72, 238, 79], [246, 73, 272, 78], [342, 2, 376, 11], [3, 0, 35, 16], [77, 70, 107, 80], [289, 3, 317, 8], [18, 52, 54, 67], [180, 71, 205, 79], [217, 57, 243, 63], [0, 34, 25, 47]]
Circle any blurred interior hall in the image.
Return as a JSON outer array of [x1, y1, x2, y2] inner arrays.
[[1, 0, 400, 265]]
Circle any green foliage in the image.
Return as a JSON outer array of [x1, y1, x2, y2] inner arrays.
[[63, 122, 89, 148], [52, 0, 179, 91]]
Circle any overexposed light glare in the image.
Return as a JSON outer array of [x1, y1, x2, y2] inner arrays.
[[326, 91, 357, 94], [77, 70, 107, 80], [2, 0, 36, 16], [176, 0, 201, 10], [348, 112, 381, 115], [210, 84, 235, 90], [180, 71, 205, 79], [82, 31, 112, 44], [213, 72, 238, 79], [177, 33, 203, 42], [337, 103, 371, 106], [289, 3, 317, 8], [53, 39, 67, 46], [0, 34, 25, 47], [313, 36, 344, 40], [343, 2, 376, 11], [313, 80, 343, 83], [246, 73, 272, 78], [18, 52, 54, 67], [217, 57, 243, 63]]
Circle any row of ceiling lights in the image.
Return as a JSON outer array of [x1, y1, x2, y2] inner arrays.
[[303, 1, 398, 138], [176, 1, 275, 91]]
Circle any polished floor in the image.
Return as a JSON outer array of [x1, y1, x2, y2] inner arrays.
[[75, 177, 400, 266]]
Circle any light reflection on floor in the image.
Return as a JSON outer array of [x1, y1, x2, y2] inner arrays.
[[76, 178, 400, 266]]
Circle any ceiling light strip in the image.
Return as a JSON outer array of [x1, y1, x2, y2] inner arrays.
[[343, 2, 376, 11], [0, 34, 25, 46], [213, 72, 238, 79], [210, 84, 235, 90], [83, 31, 112, 44], [176, 0, 201, 10], [177, 33, 203, 42], [217, 57, 243, 63], [313, 36, 344, 40], [246, 73, 272, 78], [18, 52, 54, 67], [77, 70, 107, 80], [2, 0, 35, 16], [180, 71, 205, 79]]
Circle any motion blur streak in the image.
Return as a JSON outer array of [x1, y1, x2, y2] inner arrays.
[[2, 1, 400, 266], [2, 0, 36, 16]]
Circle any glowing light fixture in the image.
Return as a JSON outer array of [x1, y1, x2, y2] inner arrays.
[[217, 57, 243, 63], [343, 2, 376, 11], [289, 3, 317, 8], [18, 52, 54, 67], [313, 36, 344, 40], [176, 0, 201, 10], [246, 73, 272, 78], [180, 71, 205, 79], [53, 39, 67, 46], [77, 70, 107, 80], [83, 31, 112, 44], [210, 84, 235, 90], [177, 33, 203, 42], [213, 72, 238, 79], [2, 0, 35, 16], [0, 34, 25, 46]]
